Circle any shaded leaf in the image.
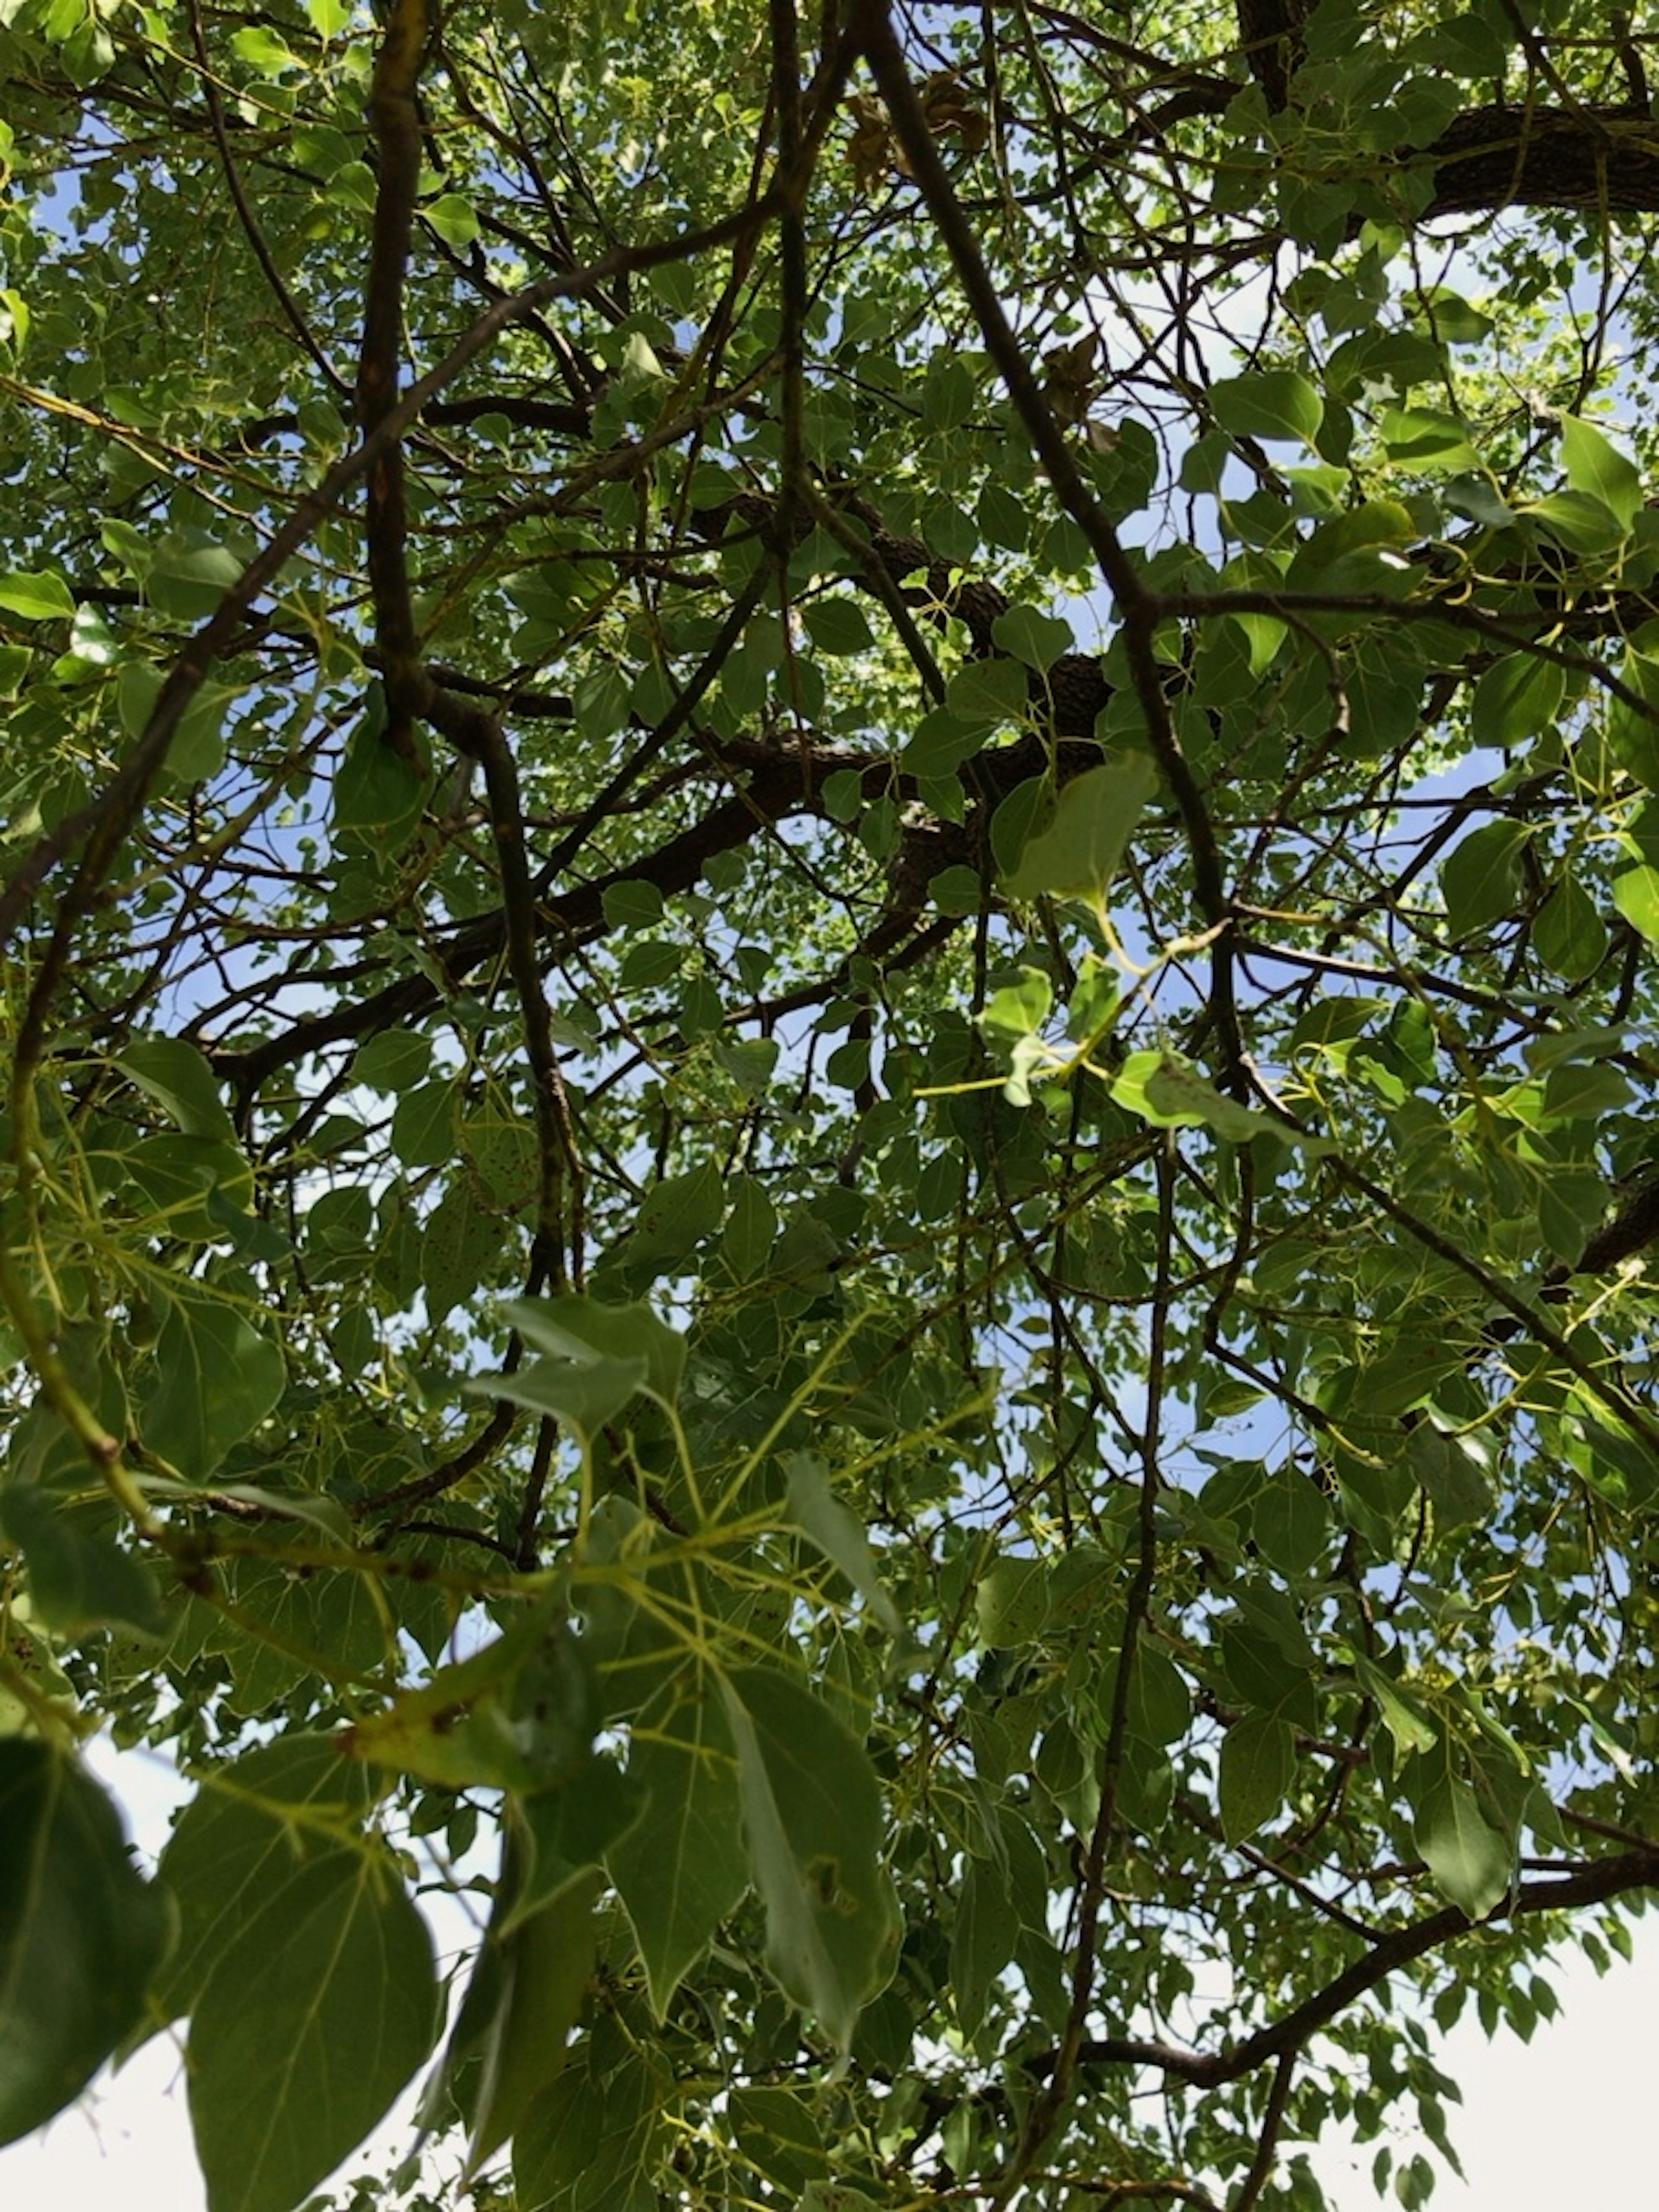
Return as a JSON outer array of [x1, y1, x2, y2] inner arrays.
[[608, 1668, 747, 2016], [504, 1294, 685, 1408], [0, 1743, 174, 2145], [118, 1036, 237, 1143], [1441, 820, 1532, 938], [950, 1853, 1016, 2034], [0, 1485, 166, 1640], [464, 1864, 601, 2173], [721, 1666, 897, 2048], [141, 1294, 286, 1481], [783, 1452, 902, 1633], [729, 2083, 830, 2190], [154, 1736, 376, 2024], [992, 602, 1074, 672], [1217, 1711, 1296, 1843], [188, 1852, 437, 2212], [504, 1757, 647, 1933], [339, 1605, 594, 1792]]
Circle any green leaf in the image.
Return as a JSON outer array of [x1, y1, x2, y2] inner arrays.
[[1380, 407, 1478, 469], [1532, 875, 1607, 980], [1249, 1468, 1328, 1580], [1469, 651, 1565, 750], [976, 1556, 1050, 1646], [978, 964, 1053, 1041], [164, 682, 234, 785], [0, 569, 74, 620], [187, 1851, 437, 2212], [721, 1665, 897, 2048], [351, 1027, 431, 1092], [802, 597, 875, 654], [123, 1131, 255, 1240], [950, 1854, 1016, 2033], [1112, 1050, 1327, 1150], [145, 537, 244, 621], [470, 1350, 643, 1436], [0, 1486, 166, 1640], [1561, 415, 1641, 529], [1408, 1421, 1494, 1529], [728, 2083, 831, 2192], [944, 655, 1029, 735], [1217, 1711, 1296, 1843], [463, 1860, 602, 2173], [423, 1174, 507, 1324], [607, 1667, 747, 2015], [1542, 1058, 1633, 1121], [504, 1758, 647, 1933], [503, 1294, 686, 1408], [601, 878, 664, 930], [782, 1452, 902, 1632], [1441, 819, 1532, 938], [423, 191, 480, 248], [1608, 648, 1659, 785], [992, 602, 1074, 673], [154, 1737, 376, 2023], [231, 24, 301, 72], [1412, 1767, 1512, 1922], [141, 1292, 286, 1480], [1612, 864, 1659, 943], [332, 706, 430, 845], [1528, 490, 1625, 555], [1001, 755, 1159, 905], [0, 1743, 174, 2145], [717, 1170, 778, 1274], [598, 1163, 725, 1290], [1211, 370, 1323, 447], [391, 1076, 456, 1168], [1353, 1655, 1438, 1757]]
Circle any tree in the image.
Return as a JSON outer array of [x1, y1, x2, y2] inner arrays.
[[1, 0, 1658, 2205]]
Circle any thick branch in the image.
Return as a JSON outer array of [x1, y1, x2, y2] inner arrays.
[[1425, 102, 1659, 216]]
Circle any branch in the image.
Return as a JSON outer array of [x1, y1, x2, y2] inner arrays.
[[1425, 102, 1659, 216], [1026, 1844, 1659, 2091]]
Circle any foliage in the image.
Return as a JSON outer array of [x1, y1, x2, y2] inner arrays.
[[2, 0, 1659, 2207]]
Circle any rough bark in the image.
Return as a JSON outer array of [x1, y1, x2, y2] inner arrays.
[[1426, 102, 1659, 216]]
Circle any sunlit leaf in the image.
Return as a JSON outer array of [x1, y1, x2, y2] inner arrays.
[[1412, 1767, 1513, 1922], [1211, 370, 1323, 446], [1001, 755, 1159, 904]]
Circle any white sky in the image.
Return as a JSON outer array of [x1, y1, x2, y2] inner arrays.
[[3, 1736, 1654, 2212], [4, 1923, 1655, 2209]]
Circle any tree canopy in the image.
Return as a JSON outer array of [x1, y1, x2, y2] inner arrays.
[[3, 1, 1659, 2207]]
